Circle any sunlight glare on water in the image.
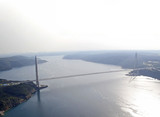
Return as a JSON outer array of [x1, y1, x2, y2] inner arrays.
[[120, 76, 160, 117]]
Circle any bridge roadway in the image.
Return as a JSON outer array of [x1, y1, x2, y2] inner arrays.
[[15, 69, 129, 84], [35, 67, 156, 82], [1, 69, 130, 86], [37, 69, 129, 81], [2, 67, 158, 86], [7, 67, 160, 83]]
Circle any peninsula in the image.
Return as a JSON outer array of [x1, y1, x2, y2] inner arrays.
[[0, 79, 45, 116], [0, 56, 47, 71]]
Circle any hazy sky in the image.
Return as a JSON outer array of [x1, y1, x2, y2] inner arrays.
[[1, 0, 160, 54]]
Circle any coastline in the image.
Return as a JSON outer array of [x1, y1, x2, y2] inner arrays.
[[63, 57, 160, 80], [0, 56, 47, 72], [0, 80, 47, 116], [128, 68, 160, 80]]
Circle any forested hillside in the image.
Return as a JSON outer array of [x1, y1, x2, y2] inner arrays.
[[0, 56, 47, 71]]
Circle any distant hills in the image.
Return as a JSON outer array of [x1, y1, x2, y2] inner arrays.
[[63, 51, 160, 80], [64, 51, 160, 69], [0, 56, 47, 71]]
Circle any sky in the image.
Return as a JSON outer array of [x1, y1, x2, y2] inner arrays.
[[0, 0, 160, 54]]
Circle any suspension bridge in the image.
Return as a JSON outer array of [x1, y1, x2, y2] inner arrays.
[[1, 53, 154, 88], [32, 53, 142, 89]]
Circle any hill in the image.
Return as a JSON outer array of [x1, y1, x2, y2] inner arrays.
[[63, 51, 160, 69], [0, 81, 37, 116], [63, 51, 160, 79], [0, 56, 47, 71]]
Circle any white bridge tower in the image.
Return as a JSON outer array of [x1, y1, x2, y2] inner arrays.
[[35, 56, 40, 89]]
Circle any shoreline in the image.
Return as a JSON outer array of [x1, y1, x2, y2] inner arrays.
[[64, 57, 160, 80], [128, 68, 160, 80], [0, 80, 48, 116], [1, 91, 36, 116]]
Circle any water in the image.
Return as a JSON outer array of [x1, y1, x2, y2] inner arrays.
[[1, 56, 160, 117]]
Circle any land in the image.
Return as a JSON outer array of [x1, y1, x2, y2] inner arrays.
[[129, 68, 160, 79], [0, 56, 47, 71], [0, 79, 38, 116], [63, 51, 160, 80], [0, 55, 48, 116]]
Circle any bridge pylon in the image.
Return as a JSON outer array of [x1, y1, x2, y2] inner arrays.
[[130, 52, 139, 81], [35, 56, 40, 89]]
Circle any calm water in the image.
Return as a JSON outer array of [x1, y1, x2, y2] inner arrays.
[[1, 56, 160, 117]]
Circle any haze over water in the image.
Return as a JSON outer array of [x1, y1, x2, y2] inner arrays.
[[1, 56, 160, 117]]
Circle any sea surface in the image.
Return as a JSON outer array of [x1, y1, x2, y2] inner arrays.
[[1, 56, 160, 117]]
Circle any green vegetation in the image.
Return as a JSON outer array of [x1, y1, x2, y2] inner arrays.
[[0, 56, 47, 71], [0, 81, 37, 115]]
